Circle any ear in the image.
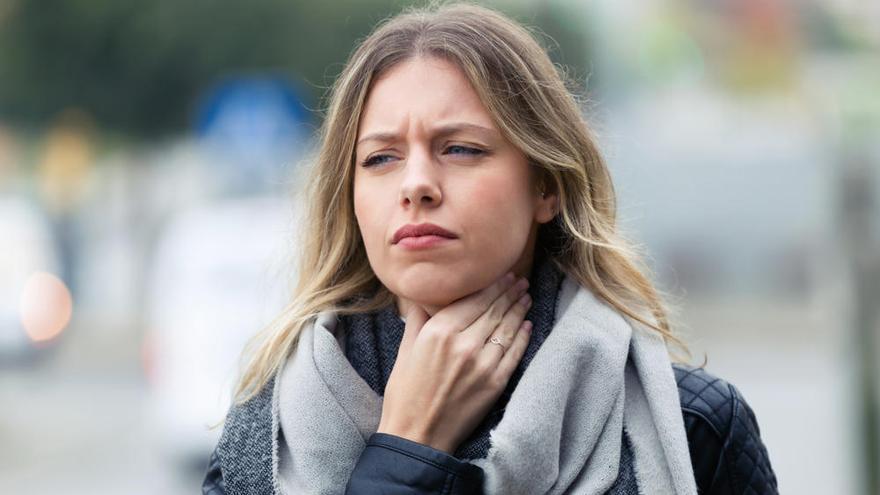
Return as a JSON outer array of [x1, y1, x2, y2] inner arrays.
[[533, 184, 559, 224]]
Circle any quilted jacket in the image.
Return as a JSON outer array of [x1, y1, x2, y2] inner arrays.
[[202, 363, 778, 494]]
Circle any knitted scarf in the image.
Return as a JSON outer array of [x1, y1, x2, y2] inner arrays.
[[340, 255, 639, 493], [218, 258, 697, 495], [267, 258, 697, 494]]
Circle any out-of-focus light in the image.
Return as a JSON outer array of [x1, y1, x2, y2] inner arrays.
[[37, 108, 94, 214], [19, 271, 73, 343]]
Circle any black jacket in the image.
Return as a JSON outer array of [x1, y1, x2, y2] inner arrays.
[[202, 363, 778, 494]]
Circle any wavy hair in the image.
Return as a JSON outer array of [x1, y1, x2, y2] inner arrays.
[[232, 1, 692, 404]]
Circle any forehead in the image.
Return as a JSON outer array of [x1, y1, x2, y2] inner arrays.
[[357, 56, 496, 134]]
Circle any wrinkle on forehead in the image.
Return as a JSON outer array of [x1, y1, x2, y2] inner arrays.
[[357, 56, 496, 140]]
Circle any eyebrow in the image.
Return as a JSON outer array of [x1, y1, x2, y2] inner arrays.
[[355, 122, 500, 148]]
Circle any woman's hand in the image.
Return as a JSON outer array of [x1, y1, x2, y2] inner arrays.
[[376, 272, 533, 454]]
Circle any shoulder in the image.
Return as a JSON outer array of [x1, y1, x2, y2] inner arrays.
[[672, 363, 739, 436], [221, 376, 277, 441], [671, 363, 779, 494], [207, 377, 277, 494]]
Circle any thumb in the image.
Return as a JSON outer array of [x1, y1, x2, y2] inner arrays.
[[400, 303, 429, 355]]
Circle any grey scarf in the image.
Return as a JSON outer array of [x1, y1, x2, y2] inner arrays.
[[340, 256, 638, 493], [270, 274, 697, 494], [342, 254, 565, 460]]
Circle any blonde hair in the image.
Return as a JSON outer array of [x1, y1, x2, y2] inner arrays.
[[233, 1, 692, 404]]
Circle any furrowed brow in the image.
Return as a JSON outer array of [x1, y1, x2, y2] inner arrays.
[[356, 122, 499, 148]]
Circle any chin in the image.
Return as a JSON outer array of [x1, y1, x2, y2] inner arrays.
[[395, 282, 465, 308], [387, 267, 479, 308]]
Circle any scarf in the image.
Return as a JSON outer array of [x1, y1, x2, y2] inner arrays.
[[340, 255, 638, 493], [270, 264, 698, 494], [342, 254, 566, 460]]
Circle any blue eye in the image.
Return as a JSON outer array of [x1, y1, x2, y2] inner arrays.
[[362, 154, 396, 167], [445, 145, 484, 156], [361, 146, 485, 168]]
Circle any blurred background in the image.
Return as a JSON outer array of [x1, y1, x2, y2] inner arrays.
[[0, 0, 878, 493]]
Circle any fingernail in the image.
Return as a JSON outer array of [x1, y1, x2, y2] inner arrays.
[[519, 293, 531, 306], [504, 272, 515, 284], [523, 321, 533, 332]]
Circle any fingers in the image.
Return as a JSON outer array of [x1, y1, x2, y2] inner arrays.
[[480, 290, 531, 363], [432, 272, 518, 332], [400, 303, 429, 355], [466, 276, 529, 343], [493, 319, 533, 382]]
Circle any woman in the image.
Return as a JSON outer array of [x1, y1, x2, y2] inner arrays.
[[202, 3, 778, 494]]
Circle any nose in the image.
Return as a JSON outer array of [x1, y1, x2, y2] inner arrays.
[[399, 147, 442, 208]]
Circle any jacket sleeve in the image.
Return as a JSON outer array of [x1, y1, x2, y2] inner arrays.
[[675, 364, 779, 494], [712, 382, 779, 494], [201, 447, 227, 495], [345, 432, 485, 495]]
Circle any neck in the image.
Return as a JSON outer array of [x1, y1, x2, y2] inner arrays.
[[395, 247, 539, 319]]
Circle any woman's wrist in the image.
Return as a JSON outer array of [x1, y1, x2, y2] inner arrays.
[[376, 421, 453, 454]]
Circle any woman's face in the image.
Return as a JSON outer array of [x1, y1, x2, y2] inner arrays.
[[353, 56, 556, 313]]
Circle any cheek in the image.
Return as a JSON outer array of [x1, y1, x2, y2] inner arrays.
[[353, 182, 383, 249], [354, 177, 401, 283], [461, 172, 534, 250]]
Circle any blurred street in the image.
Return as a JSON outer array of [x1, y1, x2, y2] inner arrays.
[[0, 327, 197, 494], [1, 0, 878, 493]]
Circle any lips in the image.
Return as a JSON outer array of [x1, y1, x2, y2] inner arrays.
[[392, 223, 458, 244]]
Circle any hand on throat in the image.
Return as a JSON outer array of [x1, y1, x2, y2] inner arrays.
[[395, 296, 440, 321]]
